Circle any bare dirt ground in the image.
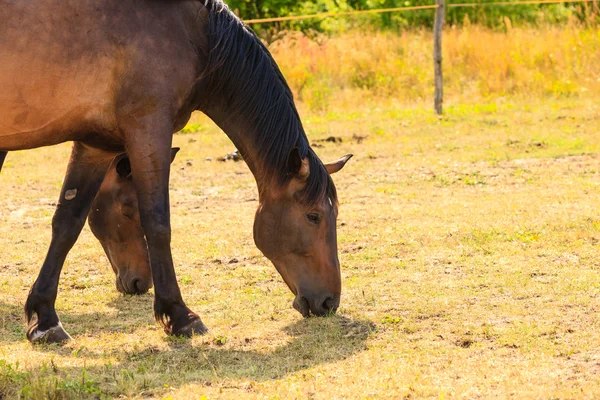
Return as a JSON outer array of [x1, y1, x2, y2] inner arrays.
[[1, 96, 599, 399]]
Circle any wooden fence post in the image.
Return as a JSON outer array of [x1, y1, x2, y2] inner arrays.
[[433, 0, 445, 115]]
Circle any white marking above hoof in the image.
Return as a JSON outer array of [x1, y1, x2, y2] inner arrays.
[[29, 322, 72, 343]]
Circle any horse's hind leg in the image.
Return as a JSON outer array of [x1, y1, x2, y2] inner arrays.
[[0, 151, 7, 172], [25, 142, 113, 344]]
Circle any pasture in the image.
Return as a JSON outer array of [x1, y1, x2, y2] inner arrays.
[[1, 92, 599, 398]]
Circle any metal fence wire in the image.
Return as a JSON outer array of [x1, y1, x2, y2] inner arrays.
[[243, 0, 598, 24], [243, 0, 598, 114]]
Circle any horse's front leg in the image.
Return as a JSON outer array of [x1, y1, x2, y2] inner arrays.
[[25, 142, 113, 343], [123, 119, 207, 337]]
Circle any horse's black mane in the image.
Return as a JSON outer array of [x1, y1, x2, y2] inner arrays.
[[201, 0, 337, 207]]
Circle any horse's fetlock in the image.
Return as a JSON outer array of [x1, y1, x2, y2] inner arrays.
[[25, 290, 56, 318]]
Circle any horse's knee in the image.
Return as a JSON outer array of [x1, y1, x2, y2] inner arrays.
[[51, 204, 86, 233], [141, 217, 172, 245]]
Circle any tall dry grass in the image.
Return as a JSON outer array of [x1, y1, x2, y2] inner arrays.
[[269, 25, 600, 111]]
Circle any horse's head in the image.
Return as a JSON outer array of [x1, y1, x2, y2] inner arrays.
[[253, 149, 352, 317], [88, 148, 179, 295]]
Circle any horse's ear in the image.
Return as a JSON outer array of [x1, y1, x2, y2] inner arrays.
[[170, 147, 180, 163], [115, 155, 132, 178], [325, 154, 353, 175], [287, 148, 310, 181]]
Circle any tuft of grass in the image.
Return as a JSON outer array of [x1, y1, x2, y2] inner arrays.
[[179, 123, 204, 134]]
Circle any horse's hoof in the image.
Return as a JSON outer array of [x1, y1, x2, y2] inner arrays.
[[27, 322, 72, 344], [172, 318, 209, 337]]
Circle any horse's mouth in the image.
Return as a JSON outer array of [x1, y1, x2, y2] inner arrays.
[[115, 273, 151, 295], [293, 294, 339, 318]]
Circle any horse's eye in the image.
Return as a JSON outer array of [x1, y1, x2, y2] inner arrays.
[[121, 204, 135, 220], [306, 213, 321, 225]]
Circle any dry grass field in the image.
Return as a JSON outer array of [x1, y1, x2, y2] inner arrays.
[[1, 27, 600, 399]]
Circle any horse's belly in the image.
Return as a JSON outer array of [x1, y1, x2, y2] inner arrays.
[[0, 105, 98, 151]]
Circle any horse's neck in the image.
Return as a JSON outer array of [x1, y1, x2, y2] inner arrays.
[[195, 15, 303, 195], [202, 107, 263, 182], [201, 100, 305, 201]]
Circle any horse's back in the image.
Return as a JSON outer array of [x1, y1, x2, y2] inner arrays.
[[0, 0, 122, 149], [0, 0, 204, 151]]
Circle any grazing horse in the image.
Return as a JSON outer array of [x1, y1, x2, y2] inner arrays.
[[0, 0, 351, 343], [87, 152, 155, 296], [88, 148, 180, 295]]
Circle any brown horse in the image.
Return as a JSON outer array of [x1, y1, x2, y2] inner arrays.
[[0, 0, 351, 343], [88, 152, 155, 296], [88, 148, 180, 295]]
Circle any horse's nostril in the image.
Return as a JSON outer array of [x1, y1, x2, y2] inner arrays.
[[293, 296, 311, 318], [322, 297, 338, 313], [131, 278, 148, 295]]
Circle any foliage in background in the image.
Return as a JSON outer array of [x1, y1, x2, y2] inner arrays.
[[268, 26, 600, 112], [226, 0, 599, 33]]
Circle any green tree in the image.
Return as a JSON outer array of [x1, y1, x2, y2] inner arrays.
[[224, 0, 591, 32]]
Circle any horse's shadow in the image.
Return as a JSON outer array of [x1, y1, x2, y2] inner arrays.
[[0, 301, 28, 343], [160, 315, 375, 382], [1, 298, 373, 389]]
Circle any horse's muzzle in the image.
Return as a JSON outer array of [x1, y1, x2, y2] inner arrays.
[[116, 275, 151, 295], [293, 294, 339, 317]]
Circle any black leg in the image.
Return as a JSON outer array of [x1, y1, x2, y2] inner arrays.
[[0, 151, 7, 172], [124, 121, 207, 337], [25, 143, 113, 343]]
